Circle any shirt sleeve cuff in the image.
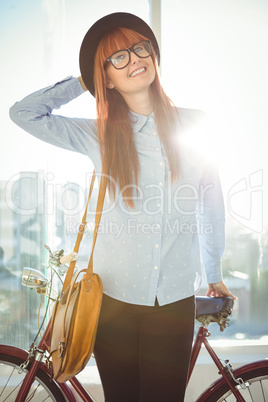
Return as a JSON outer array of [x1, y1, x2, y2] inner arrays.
[[61, 76, 85, 100], [41, 76, 85, 102], [206, 270, 223, 284]]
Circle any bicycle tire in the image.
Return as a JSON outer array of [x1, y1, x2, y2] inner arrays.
[[200, 363, 268, 402], [0, 352, 67, 401]]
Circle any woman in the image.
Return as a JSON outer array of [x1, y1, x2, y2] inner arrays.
[[10, 12, 236, 402]]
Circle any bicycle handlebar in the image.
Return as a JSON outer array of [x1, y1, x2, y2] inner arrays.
[[59, 252, 78, 265]]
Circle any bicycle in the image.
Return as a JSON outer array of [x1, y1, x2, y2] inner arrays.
[[0, 245, 267, 401]]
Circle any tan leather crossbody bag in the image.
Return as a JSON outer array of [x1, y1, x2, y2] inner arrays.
[[49, 171, 106, 383]]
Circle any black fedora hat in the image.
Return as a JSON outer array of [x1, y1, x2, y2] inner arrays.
[[79, 12, 160, 97]]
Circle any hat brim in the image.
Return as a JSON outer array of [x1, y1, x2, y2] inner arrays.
[[79, 12, 160, 97]]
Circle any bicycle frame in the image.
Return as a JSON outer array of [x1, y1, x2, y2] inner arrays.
[[10, 322, 249, 402], [1, 314, 266, 401], [2, 280, 265, 402], [188, 326, 247, 402]]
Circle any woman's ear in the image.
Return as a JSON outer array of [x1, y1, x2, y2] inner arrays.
[[105, 70, 115, 89], [106, 80, 115, 89]]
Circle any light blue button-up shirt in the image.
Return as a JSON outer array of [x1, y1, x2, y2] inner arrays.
[[10, 76, 225, 306]]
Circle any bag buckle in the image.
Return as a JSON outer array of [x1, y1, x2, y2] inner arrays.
[[58, 342, 65, 358], [79, 224, 86, 234]]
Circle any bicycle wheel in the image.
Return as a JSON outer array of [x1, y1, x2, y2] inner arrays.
[[202, 363, 268, 402], [0, 352, 67, 401]]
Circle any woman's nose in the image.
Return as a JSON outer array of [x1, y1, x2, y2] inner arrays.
[[130, 51, 141, 64]]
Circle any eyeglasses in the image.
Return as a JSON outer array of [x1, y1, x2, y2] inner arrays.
[[106, 40, 152, 70]]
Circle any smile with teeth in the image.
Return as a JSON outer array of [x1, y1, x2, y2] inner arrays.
[[130, 67, 146, 77]]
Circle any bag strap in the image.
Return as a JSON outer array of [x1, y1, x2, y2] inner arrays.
[[62, 170, 106, 291], [86, 172, 107, 275]]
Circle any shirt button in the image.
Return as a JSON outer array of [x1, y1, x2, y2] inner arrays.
[[160, 162, 163, 166], [154, 265, 158, 270], [159, 182, 163, 187], [155, 244, 159, 248], [156, 224, 160, 229]]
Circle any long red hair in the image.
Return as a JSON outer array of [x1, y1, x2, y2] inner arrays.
[[94, 27, 180, 208]]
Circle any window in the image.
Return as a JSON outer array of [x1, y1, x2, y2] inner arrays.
[[161, 0, 268, 339]]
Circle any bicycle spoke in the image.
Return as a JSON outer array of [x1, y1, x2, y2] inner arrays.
[[1, 371, 54, 402], [248, 387, 254, 400], [25, 383, 40, 402], [25, 383, 53, 402], [260, 380, 265, 400], [0, 355, 67, 401], [0, 365, 25, 401], [0, 365, 15, 397], [25, 382, 58, 402], [2, 383, 24, 402]]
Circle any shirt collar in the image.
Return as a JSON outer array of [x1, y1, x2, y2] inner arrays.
[[129, 110, 154, 133]]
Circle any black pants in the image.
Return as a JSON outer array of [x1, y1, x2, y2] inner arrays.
[[94, 295, 195, 402]]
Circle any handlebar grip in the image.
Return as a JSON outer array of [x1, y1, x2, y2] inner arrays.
[[60, 252, 78, 265]]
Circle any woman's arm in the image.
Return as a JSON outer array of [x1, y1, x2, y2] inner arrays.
[[9, 76, 98, 157], [197, 162, 225, 282], [197, 162, 237, 300]]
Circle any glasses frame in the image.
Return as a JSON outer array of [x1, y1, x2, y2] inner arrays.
[[106, 40, 152, 70]]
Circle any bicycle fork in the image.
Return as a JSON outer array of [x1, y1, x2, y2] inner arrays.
[[14, 323, 52, 402], [187, 326, 248, 402]]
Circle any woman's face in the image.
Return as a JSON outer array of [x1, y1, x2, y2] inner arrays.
[[105, 44, 156, 99]]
